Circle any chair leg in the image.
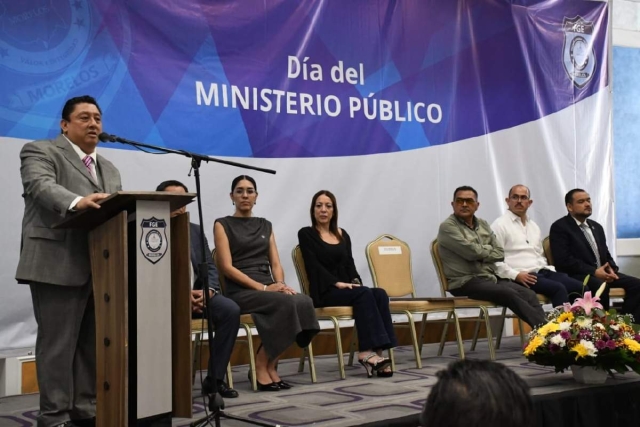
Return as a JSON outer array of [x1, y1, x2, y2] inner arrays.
[[192, 333, 202, 385], [307, 342, 317, 383], [330, 317, 346, 380], [518, 318, 526, 346], [404, 310, 422, 369], [226, 362, 233, 389], [438, 311, 452, 356], [418, 313, 428, 356], [480, 306, 496, 360], [298, 347, 306, 373], [495, 307, 508, 350], [241, 324, 257, 391], [470, 309, 484, 351], [452, 311, 465, 359]]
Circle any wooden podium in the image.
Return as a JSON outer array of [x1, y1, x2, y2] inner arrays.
[[55, 191, 196, 426]]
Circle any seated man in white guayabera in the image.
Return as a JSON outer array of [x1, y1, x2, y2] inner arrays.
[[437, 185, 546, 328], [491, 184, 584, 308]]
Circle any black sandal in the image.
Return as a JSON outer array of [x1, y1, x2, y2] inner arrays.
[[358, 353, 391, 378]]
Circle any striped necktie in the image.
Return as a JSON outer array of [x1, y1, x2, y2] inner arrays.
[[82, 155, 96, 180], [579, 222, 601, 267]]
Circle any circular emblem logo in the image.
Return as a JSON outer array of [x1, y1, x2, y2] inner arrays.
[[0, 0, 92, 74], [145, 230, 163, 253], [570, 37, 589, 71]]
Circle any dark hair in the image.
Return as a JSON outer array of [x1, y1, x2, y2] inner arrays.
[[231, 175, 257, 193], [156, 180, 189, 192], [420, 360, 534, 427], [453, 186, 478, 201], [61, 95, 102, 121], [565, 188, 586, 205], [508, 184, 530, 198], [310, 190, 342, 242]]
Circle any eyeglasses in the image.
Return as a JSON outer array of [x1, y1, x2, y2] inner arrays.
[[454, 198, 477, 206], [509, 195, 530, 202]]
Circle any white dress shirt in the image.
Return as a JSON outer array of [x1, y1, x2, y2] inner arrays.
[[491, 210, 554, 280]]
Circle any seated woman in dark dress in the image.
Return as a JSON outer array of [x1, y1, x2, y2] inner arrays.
[[298, 190, 396, 377], [214, 175, 320, 391]]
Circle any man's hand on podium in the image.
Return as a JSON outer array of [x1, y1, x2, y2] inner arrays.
[[76, 193, 110, 210]]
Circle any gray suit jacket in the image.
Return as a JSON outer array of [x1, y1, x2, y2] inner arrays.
[[16, 134, 122, 286]]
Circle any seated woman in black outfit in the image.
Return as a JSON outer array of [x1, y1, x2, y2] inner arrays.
[[215, 176, 320, 391], [298, 190, 397, 377]]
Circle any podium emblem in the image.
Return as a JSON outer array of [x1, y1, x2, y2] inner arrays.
[[140, 217, 168, 264], [562, 16, 596, 89]]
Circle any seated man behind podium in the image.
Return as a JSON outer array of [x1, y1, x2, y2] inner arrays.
[[437, 186, 546, 328], [16, 95, 121, 427], [157, 180, 240, 398], [491, 185, 583, 307], [550, 189, 640, 322]]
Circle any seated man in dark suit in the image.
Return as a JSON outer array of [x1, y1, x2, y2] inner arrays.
[[550, 189, 640, 322], [157, 180, 241, 398]]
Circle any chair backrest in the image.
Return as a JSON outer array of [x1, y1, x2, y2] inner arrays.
[[429, 239, 449, 297], [542, 236, 553, 265], [211, 248, 229, 296], [365, 234, 415, 298], [292, 245, 312, 297]]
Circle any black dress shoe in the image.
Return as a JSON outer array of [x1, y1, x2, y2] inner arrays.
[[256, 381, 280, 392], [217, 381, 239, 398], [276, 380, 294, 389]]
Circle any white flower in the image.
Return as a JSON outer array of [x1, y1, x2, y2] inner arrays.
[[580, 339, 597, 357], [550, 334, 566, 347], [576, 317, 593, 328], [594, 323, 605, 330], [610, 324, 620, 331], [559, 321, 571, 331]]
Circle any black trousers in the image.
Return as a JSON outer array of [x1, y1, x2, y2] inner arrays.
[[321, 286, 397, 352], [194, 293, 241, 382], [582, 273, 640, 322], [449, 277, 547, 327]]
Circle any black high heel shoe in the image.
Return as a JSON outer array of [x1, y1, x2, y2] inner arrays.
[[358, 353, 391, 378], [376, 368, 394, 378], [276, 380, 294, 389], [249, 344, 281, 391]]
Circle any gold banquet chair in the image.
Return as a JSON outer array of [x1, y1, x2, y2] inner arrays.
[[292, 245, 357, 379], [366, 235, 465, 368], [541, 236, 626, 301], [430, 239, 520, 361], [212, 249, 317, 390]]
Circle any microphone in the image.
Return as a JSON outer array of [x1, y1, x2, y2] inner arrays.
[[98, 132, 117, 142]]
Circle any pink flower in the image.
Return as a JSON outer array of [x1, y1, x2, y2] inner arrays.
[[562, 303, 572, 312], [571, 291, 604, 316]]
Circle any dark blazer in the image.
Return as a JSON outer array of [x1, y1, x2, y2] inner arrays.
[[190, 222, 220, 292], [16, 135, 122, 286], [549, 214, 617, 278], [297, 226, 361, 306]]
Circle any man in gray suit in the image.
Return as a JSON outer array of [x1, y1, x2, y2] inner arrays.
[[16, 95, 122, 427]]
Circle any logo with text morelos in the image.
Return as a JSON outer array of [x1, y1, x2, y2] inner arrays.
[[140, 217, 168, 265], [562, 16, 596, 89], [0, 0, 92, 74]]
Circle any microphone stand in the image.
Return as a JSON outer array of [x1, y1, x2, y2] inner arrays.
[[99, 133, 278, 427]]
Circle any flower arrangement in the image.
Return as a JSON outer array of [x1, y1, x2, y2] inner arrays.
[[523, 285, 640, 375]]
